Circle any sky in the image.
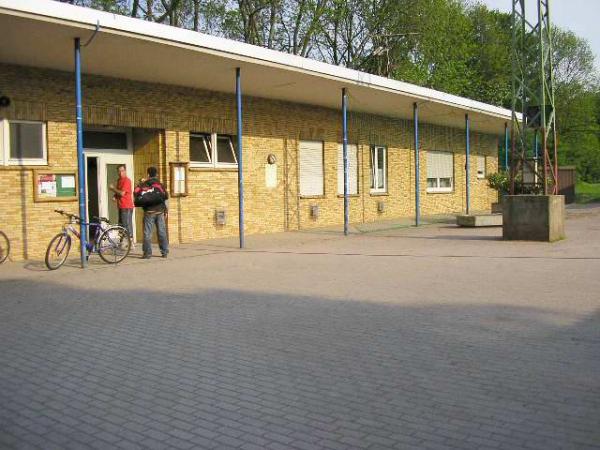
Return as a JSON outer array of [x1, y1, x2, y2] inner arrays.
[[477, 0, 599, 69]]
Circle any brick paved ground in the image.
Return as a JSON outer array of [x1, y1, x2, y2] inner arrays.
[[1, 209, 599, 450]]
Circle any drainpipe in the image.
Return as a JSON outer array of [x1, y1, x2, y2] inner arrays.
[[342, 88, 349, 236], [414, 102, 420, 226], [74, 38, 88, 268], [504, 122, 509, 172], [236, 68, 244, 248], [465, 114, 470, 215]]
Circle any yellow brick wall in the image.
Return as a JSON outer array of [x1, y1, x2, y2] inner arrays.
[[0, 63, 499, 260], [132, 128, 162, 240]]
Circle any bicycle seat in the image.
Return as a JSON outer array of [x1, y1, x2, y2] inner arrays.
[[92, 216, 110, 223]]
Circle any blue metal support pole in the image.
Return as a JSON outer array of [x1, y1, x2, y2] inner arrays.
[[236, 68, 245, 249], [342, 88, 349, 236], [74, 38, 88, 268], [465, 114, 471, 215], [414, 102, 420, 226], [504, 122, 509, 171]]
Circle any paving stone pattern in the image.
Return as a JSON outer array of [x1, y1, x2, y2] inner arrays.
[[1, 217, 599, 450]]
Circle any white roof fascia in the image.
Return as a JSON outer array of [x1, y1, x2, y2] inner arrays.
[[0, 0, 515, 121]]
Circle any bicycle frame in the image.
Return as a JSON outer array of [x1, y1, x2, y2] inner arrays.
[[61, 219, 110, 255], [48, 209, 131, 270]]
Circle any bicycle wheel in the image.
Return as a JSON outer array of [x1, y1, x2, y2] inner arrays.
[[97, 226, 131, 264], [45, 233, 71, 270], [0, 231, 9, 264]]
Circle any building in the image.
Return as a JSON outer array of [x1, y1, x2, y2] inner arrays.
[[0, 0, 511, 261]]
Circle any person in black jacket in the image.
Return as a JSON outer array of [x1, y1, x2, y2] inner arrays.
[[134, 167, 169, 259]]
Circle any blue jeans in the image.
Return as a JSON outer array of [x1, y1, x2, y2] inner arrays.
[[143, 212, 169, 256], [118, 208, 134, 238]]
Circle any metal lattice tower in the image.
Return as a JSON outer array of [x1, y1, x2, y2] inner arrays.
[[510, 0, 558, 195]]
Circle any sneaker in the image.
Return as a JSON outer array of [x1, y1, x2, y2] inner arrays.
[[161, 253, 168, 258], [142, 254, 151, 259]]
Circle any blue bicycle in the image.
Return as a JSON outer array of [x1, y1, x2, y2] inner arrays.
[[45, 209, 131, 270]]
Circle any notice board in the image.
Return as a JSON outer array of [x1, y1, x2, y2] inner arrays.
[[33, 170, 78, 202]]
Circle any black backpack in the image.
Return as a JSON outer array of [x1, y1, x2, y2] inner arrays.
[[134, 180, 166, 208]]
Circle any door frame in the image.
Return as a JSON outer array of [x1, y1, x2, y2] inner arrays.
[[84, 129, 136, 242]]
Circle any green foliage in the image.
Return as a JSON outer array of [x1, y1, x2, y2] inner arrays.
[[391, 0, 476, 96], [557, 89, 600, 183], [486, 171, 509, 194], [576, 181, 600, 204], [466, 5, 512, 107], [63, 0, 600, 182]]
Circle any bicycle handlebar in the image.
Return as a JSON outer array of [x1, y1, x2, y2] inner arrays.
[[54, 209, 80, 222], [54, 209, 110, 225]]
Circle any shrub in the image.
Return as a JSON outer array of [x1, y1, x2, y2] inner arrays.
[[487, 171, 510, 195]]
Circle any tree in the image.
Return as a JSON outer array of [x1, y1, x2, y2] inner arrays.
[[466, 4, 512, 107], [56, 0, 600, 182]]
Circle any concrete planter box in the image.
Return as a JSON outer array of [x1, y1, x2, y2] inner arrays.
[[457, 214, 502, 227], [503, 195, 565, 242]]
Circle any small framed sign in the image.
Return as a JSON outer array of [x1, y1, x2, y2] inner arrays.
[[33, 170, 78, 202], [169, 162, 189, 197]]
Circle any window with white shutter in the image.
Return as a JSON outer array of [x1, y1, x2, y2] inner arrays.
[[426, 151, 454, 192], [477, 155, 486, 179], [299, 140, 324, 196], [337, 144, 358, 195]]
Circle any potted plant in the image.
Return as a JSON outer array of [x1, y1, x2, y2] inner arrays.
[[487, 171, 509, 213]]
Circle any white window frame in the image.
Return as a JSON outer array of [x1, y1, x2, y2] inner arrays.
[[370, 145, 387, 193], [0, 119, 48, 166], [189, 133, 213, 167], [426, 151, 454, 193], [215, 134, 238, 166], [477, 155, 486, 179], [189, 132, 237, 168]]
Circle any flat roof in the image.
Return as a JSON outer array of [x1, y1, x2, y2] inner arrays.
[[0, 0, 512, 135]]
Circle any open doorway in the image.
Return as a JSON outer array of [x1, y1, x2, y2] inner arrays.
[[86, 156, 100, 221], [84, 129, 136, 242]]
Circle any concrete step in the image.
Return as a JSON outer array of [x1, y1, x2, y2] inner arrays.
[[456, 214, 503, 227]]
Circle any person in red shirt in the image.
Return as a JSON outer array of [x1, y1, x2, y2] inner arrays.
[[109, 164, 134, 240]]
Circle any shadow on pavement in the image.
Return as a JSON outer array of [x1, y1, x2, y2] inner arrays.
[[373, 234, 503, 242], [0, 279, 598, 449]]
